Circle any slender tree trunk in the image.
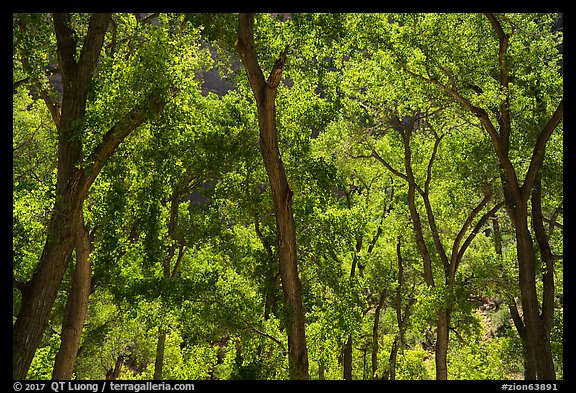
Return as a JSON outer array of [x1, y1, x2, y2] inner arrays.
[[343, 336, 353, 380], [52, 212, 92, 379], [318, 363, 325, 380], [154, 329, 167, 380], [509, 299, 537, 379], [105, 356, 124, 380], [385, 237, 414, 381], [235, 13, 309, 380], [342, 236, 362, 380], [371, 290, 386, 379], [154, 190, 187, 381]]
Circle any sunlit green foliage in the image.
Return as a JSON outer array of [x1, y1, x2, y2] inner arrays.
[[13, 12, 562, 381]]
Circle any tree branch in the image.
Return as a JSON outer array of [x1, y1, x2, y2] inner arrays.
[[13, 77, 30, 94], [450, 191, 493, 276], [77, 13, 112, 86], [247, 324, 287, 355], [267, 46, 288, 89], [15, 18, 62, 127], [52, 13, 79, 82], [531, 176, 555, 334], [484, 13, 511, 151], [416, 130, 450, 272], [79, 88, 176, 197], [399, 59, 521, 198], [424, 131, 443, 196], [234, 13, 266, 103], [454, 200, 504, 276], [370, 150, 409, 182], [521, 99, 563, 200], [545, 200, 563, 235]]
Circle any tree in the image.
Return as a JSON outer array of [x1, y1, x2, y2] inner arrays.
[[390, 13, 562, 379], [13, 13, 113, 379], [234, 13, 309, 379], [13, 12, 562, 381], [13, 12, 189, 379]]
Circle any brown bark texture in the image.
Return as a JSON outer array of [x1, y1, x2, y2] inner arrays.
[[13, 13, 112, 379], [13, 13, 173, 379], [234, 13, 309, 380], [51, 212, 93, 379], [394, 13, 562, 379]]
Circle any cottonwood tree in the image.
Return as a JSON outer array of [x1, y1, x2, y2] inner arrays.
[[12, 12, 193, 379], [383, 13, 563, 379], [234, 13, 309, 379]]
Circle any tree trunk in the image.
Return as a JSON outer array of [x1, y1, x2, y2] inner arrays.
[[52, 212, 92, 379], [513, 200, 556, 380], [235, 13, 309, 380], [371, 290, 386, 379], [318, 364, 325, 380], [12, 13, 112, 379], [154, 329, 167, 380], [435, 308, 450, 380], [105, 356, 124, 380], [13, 192, 81, 379], [385, 237, 414, 381], [342, 236, 363, 380], [343, 336, 353, 380], [509, 299, 537, 379], [154, 191, 187, 381]]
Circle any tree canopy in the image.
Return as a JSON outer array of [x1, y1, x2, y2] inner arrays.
[[13, 12, 563, 382]]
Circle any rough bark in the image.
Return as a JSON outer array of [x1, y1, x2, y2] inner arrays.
[[13, 13, 112, 379], [13, 12, 174, 379], [234, 13, 309, 379], [395, 13, 562, 379], [52, 212, 92, 379], [154, 329, 167, 380]]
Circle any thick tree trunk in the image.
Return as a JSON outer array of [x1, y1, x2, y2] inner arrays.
[[513, 201, 556, 380], [12, 13, 111, 379], [52, 212, 92, 379], [13, 192, 81, 379], [259, 75, 309, 381], [235, 13, 309, 380]]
